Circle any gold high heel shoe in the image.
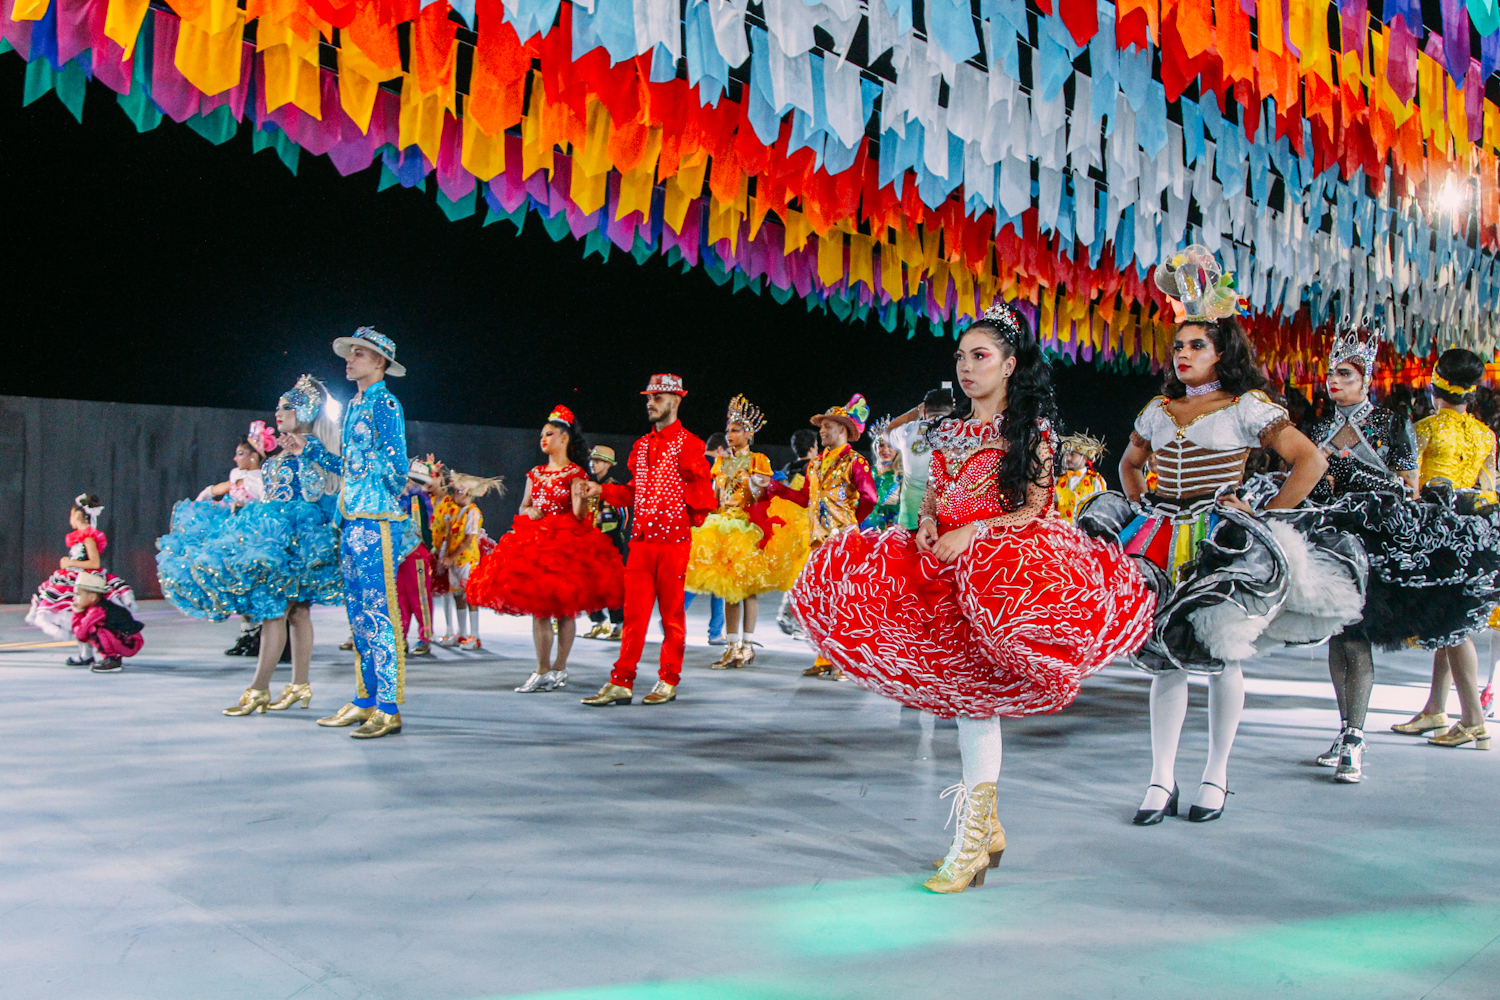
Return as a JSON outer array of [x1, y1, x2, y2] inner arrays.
[[710, 643, 743, 669], [924, 782, 996, 893], [267, 683, 313, 710], [1392, 711, 1449, 735], [1427, 723, 1492, 749], [933, 793, 1006, 868], [223, 688, 270, 716], [737, 641, 756, 667]]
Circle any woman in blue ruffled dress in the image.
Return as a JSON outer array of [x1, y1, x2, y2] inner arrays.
[[156, 376, 343, 716]]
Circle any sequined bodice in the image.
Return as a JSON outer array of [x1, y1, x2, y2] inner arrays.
[[930, 448, 1013, 531], [529, 464, 586, 517], [1417, 410, 1496, 489], [262, 452, 338, 510], [712, 452, 770, 513]]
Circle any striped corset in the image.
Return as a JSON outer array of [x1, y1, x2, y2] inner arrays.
[[1150, 440, 1249, 501]]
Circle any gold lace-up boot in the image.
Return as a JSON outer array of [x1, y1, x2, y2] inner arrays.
[[267, 683, 312, 711], [933, 795, 1005, 868], [923, 782, 997, 893], [223, 688, 270, 716]]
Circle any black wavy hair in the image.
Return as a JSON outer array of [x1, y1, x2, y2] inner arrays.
[[790, 428, 819, 457], [955, 310, 1060, 508], [546, 415, 591, 469], [1432, 348, 1486, 405], [1162, 318, 1267, 398]]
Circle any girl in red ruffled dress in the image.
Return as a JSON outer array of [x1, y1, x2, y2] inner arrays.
[[793, 304, 1154, 894], [467, 406, 625, 693]]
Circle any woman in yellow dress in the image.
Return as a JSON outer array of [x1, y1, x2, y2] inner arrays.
[[1392, 349, 1499, 750], [686, 395, 803, 668]]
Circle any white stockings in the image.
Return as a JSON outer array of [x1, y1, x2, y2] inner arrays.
[[1143, 665, 1244, 812]]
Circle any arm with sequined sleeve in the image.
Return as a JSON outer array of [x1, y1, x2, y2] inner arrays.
[[301, 434, 343, 476], [378, 397, 410, 504], [975, 432, 1056, 533]]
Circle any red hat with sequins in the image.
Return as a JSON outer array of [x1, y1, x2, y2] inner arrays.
[[641, 374, 687, 396], [548, 405, 577, 425]]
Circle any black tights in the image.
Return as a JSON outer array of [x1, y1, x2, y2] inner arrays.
[[1328, 634, 1375, 731]]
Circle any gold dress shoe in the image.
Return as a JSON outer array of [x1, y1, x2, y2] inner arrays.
[[317, 703, 374, 727], [338, 636, 355, 651], [802, 661, 832, 677], [607, 625, 623, 641], [583, 623, 610, 640], [642, 681, 677, 705], [1427, 723, 1491, 749], [267, 682, 312, 711], [1393, 711, 1449, 735], [351, 710, 402, 738], [581, 683, 633, 706], [223, 688, 270, 716], [924, 782, 996, 893]]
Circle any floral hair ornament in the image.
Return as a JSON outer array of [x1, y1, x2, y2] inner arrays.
[[74, 492, 103, 526], [548, 405, 577, 425], [279, 374, 329, 426], [978, 302, 1023, 344], [1431, 369, 1478, 396], [1155, 245, 1244, 323], [1328, 316, 1380, 381], [246, 420, 277, 457], [726, 394, 767, 434]]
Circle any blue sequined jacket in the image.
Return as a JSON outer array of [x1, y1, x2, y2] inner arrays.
[[303, 381, 410, 521]]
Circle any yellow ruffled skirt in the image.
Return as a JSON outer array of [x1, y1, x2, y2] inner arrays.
[[686, 506, 809, 603]]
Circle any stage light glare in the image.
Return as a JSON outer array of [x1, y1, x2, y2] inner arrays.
[[1437, 183, 1466, 215]]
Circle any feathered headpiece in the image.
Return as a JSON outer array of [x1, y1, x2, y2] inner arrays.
[[868, 414, 893, 443], [279, 374, 329, 426], [1060, 432, 1107, 462], [447, 471, 505, 499], [726, 394, 767, 434], [1155, 245, 1244, 323], [74, 492, 103, 527], [978, 302, 1024, 344], [1328, 318, 1380, 380], [246, 420, 277, 457]]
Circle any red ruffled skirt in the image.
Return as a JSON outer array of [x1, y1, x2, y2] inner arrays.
[[791, 521, 1153, 719], [466, 514, 624, 618]]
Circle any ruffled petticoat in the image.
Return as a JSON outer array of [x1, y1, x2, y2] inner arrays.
[[27, 568, 137, 638], [1077, 493, 1368, 674], [467, 513, 624, 618], [1317, 488, 1500, 649], [791, 521, 1154, 719], [155, 499, 342, 622], [686, 509, 806, 603]]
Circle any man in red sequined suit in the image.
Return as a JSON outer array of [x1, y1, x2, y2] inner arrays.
[[576, 374, 716, 706]]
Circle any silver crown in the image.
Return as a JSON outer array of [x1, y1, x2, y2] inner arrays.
[[1329, 316, 1380, 378], [980, 302, 1022, 343]]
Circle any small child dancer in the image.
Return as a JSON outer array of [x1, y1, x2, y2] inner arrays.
[[72, 571, 145, 672], [28, 492, 137, 666]]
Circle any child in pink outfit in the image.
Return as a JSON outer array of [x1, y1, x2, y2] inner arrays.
[[72, 572, 144, 673]]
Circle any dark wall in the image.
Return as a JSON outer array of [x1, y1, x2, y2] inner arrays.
[[0, 395, 704, 604]]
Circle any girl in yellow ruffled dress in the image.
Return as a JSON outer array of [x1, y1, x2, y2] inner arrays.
[[686, 395, 805, 668]]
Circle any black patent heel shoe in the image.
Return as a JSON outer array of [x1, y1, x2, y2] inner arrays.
[[1187, 782, 1233, 823], [1132, 783, 1178, 825]]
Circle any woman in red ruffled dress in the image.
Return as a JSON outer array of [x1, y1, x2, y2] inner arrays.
[[467, 406, 625, 693], [793, 304, 1154, 894]]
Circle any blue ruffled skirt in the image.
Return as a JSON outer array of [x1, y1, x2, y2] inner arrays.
[[156, 500, 343, 621]]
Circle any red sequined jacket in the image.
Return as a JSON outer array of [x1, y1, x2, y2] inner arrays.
[[601, 420, 717, 544]]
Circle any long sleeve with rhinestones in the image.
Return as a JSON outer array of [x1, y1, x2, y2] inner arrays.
[[332, 381, 410, 519]]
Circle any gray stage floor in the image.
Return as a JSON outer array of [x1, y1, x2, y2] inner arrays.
[[3, 598, 1498, 1000]]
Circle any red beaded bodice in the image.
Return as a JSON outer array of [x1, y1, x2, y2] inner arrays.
[[528, 464, 586, 517], [924, 416, 1056, 532]]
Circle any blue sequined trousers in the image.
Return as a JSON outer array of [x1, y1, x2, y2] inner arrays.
[[342, 518, 405, 709], [156, 500, 343, 622]]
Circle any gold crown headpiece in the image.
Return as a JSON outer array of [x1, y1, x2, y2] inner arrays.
[[1156, 245, 1243, 323], [1432, 370, 1477, 396], [726, 394, 766, 434], [1329, 316, 1380, 378], [1060, 432, 1107, 461]]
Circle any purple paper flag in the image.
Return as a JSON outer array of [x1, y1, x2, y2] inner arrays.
[[1443, 0, 1472, 85]]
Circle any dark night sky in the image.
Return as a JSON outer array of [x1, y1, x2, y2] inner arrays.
[[0, 57, 1160, 481]]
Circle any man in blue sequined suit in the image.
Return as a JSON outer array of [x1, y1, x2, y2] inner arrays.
[[307, 327, 412, 739]]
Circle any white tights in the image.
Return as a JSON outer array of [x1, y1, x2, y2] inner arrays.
[[1143, 665, 1244, 811], [940, 717, 1003, 864]]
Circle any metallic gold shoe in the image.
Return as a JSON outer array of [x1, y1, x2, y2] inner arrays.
[[267, 682, 312, 711], [710, 643, 743, 669], [923, 782, 996, 893], [338, 636, 355, 651], [1392, 711, 1449, 735], [738, 642, 756, 667], [317, 703, 374, 727], [1427, 723, 1492, 749], [802, 660, 832, 677], [351, 710, 402, 738], [223, 688, 270, 716], [934, 795, 1006, 868], [583, 622, 611, 640], [581, 683, 633, 706], [641, 681, 677, 705], [607, 625, 623, 641]]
